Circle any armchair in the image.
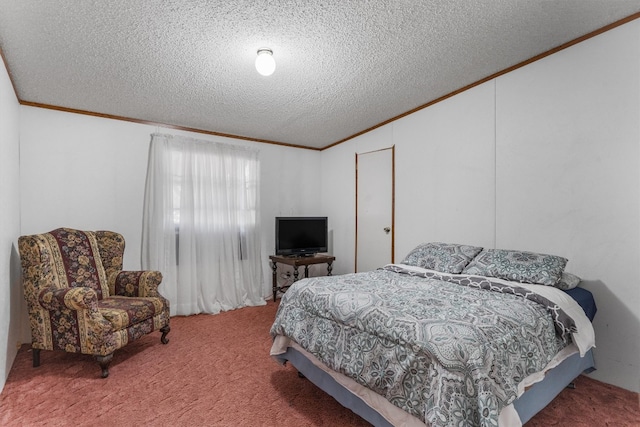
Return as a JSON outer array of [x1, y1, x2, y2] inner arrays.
[[18, 228, 170, 378]]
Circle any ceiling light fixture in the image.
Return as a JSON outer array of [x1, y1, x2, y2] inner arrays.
[[255, 48, 276, 76]]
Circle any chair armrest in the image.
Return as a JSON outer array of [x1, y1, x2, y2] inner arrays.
[[111, 270, 163, 298], [38, 286, 99, 311], [37, 286, 114, 354]]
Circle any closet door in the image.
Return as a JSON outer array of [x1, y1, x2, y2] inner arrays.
[[356, 147, 394, 272]]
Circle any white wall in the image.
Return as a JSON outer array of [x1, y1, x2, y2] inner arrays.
[[322, 20, 640, 392], [0, 56, 22, 391], [393, 81, 497, 254], [19, 107, 323, 300], [495, 21, 639, 392]]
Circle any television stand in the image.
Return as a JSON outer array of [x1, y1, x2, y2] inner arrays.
[[270, 254, 335, 302]]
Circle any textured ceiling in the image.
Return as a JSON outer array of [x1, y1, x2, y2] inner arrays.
[[0, 1, 639, 149]]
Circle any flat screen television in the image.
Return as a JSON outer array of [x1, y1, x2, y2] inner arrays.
[[275, 216, 328, 256]]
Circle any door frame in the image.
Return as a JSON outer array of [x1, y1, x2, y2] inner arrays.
[[355, 145, 395, 272]]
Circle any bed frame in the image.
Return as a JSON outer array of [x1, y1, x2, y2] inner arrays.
[[275, 345, 595, 426]]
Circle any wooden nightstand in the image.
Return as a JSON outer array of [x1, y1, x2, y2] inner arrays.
[[269, 254, 335, 301]]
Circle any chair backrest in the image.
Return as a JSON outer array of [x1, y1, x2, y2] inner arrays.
[[95, 230, 126, 285], [19, 228, 112, 302]]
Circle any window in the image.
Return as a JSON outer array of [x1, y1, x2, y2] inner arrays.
[[169, 148, 258, 260]]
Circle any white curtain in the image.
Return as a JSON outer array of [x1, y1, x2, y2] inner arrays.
[[142, 133, 265, 315]]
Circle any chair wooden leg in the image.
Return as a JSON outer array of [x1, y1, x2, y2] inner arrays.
[[95, 353, 113, 378], [160, 325, 170, 344], [32, 348, 40, 367]]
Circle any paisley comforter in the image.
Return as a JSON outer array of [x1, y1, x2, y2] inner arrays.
[[270, 266, 577, 427]]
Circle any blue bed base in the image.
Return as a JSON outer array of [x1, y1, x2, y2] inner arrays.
[[514, 348, 595, 424]]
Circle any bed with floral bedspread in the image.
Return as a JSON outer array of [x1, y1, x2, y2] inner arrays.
[[270, 243, 595, 427]]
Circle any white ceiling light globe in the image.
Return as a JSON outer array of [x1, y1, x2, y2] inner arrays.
[[255, 48, 275, 76]]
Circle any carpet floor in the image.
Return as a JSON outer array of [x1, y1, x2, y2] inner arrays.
[[1, 300, 638, 426]]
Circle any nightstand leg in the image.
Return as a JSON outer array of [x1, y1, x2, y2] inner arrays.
[[271, 261, 278, 301]]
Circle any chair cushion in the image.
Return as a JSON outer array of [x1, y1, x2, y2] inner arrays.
[[98, 296, 164, 331]]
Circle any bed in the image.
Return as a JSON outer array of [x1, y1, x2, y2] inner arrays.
[[270, 243, 596, 427]]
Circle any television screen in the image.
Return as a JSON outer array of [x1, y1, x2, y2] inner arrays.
[[275, 217, 328, 256]]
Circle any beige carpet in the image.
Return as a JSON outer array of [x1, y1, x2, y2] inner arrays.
[[1, 300, 638, 426]]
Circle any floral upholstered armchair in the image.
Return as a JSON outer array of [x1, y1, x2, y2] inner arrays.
[[18, 228, 170, 378]]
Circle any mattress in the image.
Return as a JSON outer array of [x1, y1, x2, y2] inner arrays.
[[564, 287, 597, 321]]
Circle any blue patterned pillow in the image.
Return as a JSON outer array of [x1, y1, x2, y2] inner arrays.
[[462, 249, 567, 286], [401, 242, 483, 274]]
